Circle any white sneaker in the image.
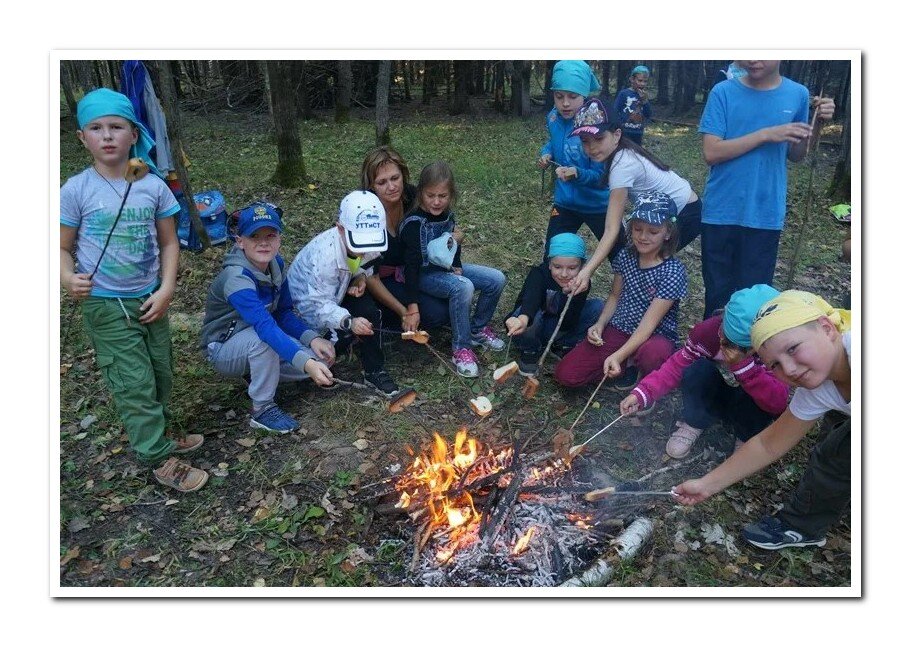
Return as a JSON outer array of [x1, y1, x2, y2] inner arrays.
[[471, 326, 506, 351], [452, 348, 480, 378]]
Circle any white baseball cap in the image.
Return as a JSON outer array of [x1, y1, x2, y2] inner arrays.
[[337, 190, 388, 253]]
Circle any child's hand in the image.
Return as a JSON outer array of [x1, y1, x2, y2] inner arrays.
[[720, 344, 747, 367], [555, 166, 578, 182], [586, 324, 604, 346], [139, 287, 174, 324], [64, 272, 93, 300], [309, 337, 336, 366], [568, 268, 591, 296], [505, 315, 528, 337], [764, 122, 813, 144], [402, 310, 420, 332], [347, 274, 366, 298], [452, 267, 463, 276], [812, 96, 836, 122], [619, 394, 641, 416], [351, 317, 374, 336], [603, 355, 622, 378], [304, 359, 334, 386], [670, 479, 713, 506], [452, 226, 465, 245], [537, 154, 553, 169]]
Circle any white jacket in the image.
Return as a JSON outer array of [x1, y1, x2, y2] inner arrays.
[[288, 227, 380, 331]]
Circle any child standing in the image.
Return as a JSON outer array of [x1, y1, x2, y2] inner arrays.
[[674, 291, 851, 550], [60, 88, 207, 492], [567, 98, 703, 295], [619, 284, 789, 458], [400, 162, 507, 378], [555, 191, 687, 389], [537, 60, 610, 255], [201, 203, 335, 434], [613, 65, 653, 145], [505, 233, 604, 377], [288, 191, 401, 397], [698, 60, 835, 318]]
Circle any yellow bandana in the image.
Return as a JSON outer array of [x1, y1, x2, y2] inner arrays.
[[750, 290, 851, 349]]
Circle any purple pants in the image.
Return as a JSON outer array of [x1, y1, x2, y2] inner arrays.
[[554, 324, 675, 388]]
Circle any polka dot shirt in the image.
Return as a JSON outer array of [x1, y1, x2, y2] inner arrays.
[[609, 247, 688, 342]]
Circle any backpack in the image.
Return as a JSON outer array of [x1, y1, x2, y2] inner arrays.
[[168, 179, 229, 250]]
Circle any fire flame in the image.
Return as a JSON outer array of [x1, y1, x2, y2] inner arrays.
[[511, 527, 536, 555]]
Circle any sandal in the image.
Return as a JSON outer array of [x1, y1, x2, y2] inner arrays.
[[153, 457, 209, 492], [665, 421, 703, 459], [172, 433, 204, 455]]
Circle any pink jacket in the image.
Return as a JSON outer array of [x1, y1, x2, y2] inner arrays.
[[631, 315, 789, 414]]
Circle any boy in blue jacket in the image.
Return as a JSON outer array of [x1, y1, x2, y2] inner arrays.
[[201, 203, 335, 433], [537, 60, 610, 257]]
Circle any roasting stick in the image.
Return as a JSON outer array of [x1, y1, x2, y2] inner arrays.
[[584, 486, 676, 502], [567, 372, 610, 435], [567, 413, 626, 460], [537, 293, 574, 370]]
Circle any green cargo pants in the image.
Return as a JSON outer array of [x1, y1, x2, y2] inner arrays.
[[81, 296, 176, 464]]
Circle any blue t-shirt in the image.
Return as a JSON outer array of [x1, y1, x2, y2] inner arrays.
[[609, 247, 687, 342], [699, 77, 809, 230]]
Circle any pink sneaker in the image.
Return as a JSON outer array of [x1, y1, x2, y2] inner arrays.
[[452, 348, 480, 377], [665, 420, 703, 459]]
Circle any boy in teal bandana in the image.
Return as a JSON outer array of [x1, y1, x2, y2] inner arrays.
[[61, 88, 208, 492], [537, 60, 610, 260]]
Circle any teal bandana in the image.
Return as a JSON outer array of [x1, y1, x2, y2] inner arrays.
[[77, 88, 162, 178]]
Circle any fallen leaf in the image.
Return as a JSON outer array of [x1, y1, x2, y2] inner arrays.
[[140, 553, 162, 563], [67, 516, 90, 533], [110, 445, 123, 455], [253, 577, 266, 587], [307, 184, 317, 190], [252, 507, 271, 523], [61, 363, 72, 375], [280, 491, 299, 510], [118, 556, 133, 570], [80, 415, 97, 430], [236, 438, 256, 448], [617, 442, 634, 451], [225, 410, 237, 420], [72, 432, 88, 441], [237, 452, 251, 463], [353, 439, 369, 451], [60, 546, 80, 566], [165, 499, 179, 506], [217, 462, 229, 469], [340, 560, 357, 574], [591, 401, 601, 409]]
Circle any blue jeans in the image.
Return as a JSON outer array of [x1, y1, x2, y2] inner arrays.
[[701, 223, 782, 319], [509, 298, 604, 354], [418, 263, 506, 350]]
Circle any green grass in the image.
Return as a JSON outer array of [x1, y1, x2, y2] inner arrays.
[[59, 102, 850, 588]]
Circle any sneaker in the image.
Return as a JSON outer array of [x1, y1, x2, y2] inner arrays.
[[608, 366, 639, 392], [364, 369, 400, 397], [172, 433, 204, 455], [518, 350, 539, 377], [250, 405, 299, 434], [665, 420, 703, 459], [153, 457, 208, 493], [471, 326, 506, 351], [741, 515, 826, 550], [452, 348, 480, 378]]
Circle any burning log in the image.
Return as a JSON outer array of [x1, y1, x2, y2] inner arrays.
[[560, 517, 654, 587], [478, 467, 524, 561]]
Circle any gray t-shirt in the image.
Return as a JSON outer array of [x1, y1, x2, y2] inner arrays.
[[609, 149, 694, 213], [61, 167, 180, 298]]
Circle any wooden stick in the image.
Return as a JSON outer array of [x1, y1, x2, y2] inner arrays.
[[567, 413, 626, 460], [567, 372, 609, 435], [583, 486, 674, 502], [537, 294, 574, 369]]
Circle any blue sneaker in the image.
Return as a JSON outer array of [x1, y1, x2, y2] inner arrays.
[[741, 515, 826, 550], [250, 405, 298, 434]]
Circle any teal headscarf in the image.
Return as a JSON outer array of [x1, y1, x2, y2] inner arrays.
[[630, 65, 650, 77], [76, 88, 162, 178], [722, 284, 780, 348], [548, 233, 587, 260], [550, 61, 601, 97]]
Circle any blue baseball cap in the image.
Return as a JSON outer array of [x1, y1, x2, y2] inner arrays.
[[238, 202, 283, 237], [628, 191, 678, 226]]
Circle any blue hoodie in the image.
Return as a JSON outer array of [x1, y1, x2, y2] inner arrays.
[[540, 107, 610, 214]]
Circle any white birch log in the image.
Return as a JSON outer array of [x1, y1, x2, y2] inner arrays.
[[560, 517, 654, 587]]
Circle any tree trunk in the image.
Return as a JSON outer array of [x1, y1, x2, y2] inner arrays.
[[401, 60, 412, 102], [656, 60, 670, 105], [265, 61, 308, 188], [451, 60, 471, 114], [375, 60, 392, 146], [493, 61, 505, 113], [543, 60, 556, 112], [828, 84, 851, 201], [616, 61, 633, 97], [154, 61, 210, 249], [836, 62, 850, 121], [422, 60, 435, 104], [107, 60, 120, 90], [511, 60, 531, 118], [335, 60, 353, 123], [673, 60, 700, 115], [600, 61, 613, 98], [60, 62, 79, 130]]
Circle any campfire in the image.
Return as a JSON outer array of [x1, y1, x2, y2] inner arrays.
[[377, 428, 650, 587]]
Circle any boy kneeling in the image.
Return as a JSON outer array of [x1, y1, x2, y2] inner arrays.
[[201, 203, 335, 433]]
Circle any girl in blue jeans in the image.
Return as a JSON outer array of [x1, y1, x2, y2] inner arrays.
[[399, 161, 507, 377]]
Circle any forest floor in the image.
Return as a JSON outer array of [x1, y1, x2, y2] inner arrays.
[[58, 97, 852, 589]]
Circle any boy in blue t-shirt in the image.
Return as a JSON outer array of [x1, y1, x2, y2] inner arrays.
[[698, 60, 835, 319], [614, 65, 653, 145]]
